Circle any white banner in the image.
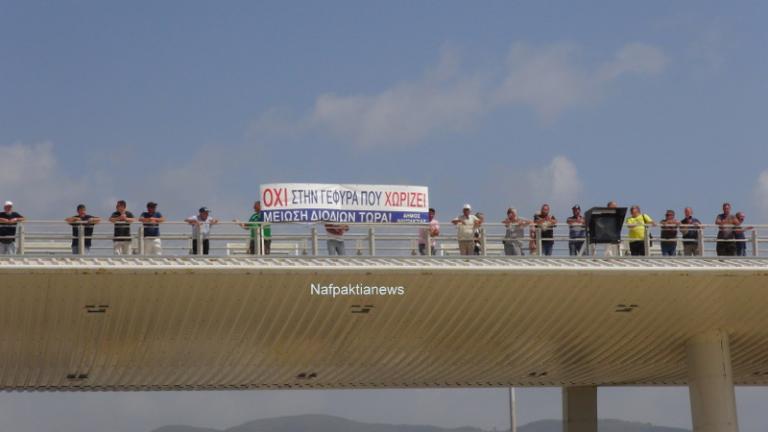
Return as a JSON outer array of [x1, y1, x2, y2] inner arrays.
[[259, 183, 429, 223]]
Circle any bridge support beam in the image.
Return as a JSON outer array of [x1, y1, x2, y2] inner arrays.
[[687, 330, 739, 432], [562, 386, 597, 432]]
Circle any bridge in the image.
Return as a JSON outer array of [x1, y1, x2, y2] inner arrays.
[[0, 254, 764, 432]]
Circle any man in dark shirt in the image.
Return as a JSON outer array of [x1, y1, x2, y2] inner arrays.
[[734, 211, 752, 257], [0, 201, 25, 254], [139, 202, 165, 255], [66, 204, 101, 255], [109, 200, 136, 255], [715, 202, 737, 256], [659, 210, 679, 256], [566, 205, 586, 256], [533, 204, 557, 256], [680, 207, 702, 256]]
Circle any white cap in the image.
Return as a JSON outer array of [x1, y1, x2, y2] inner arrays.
[[3, 201, 12, 207], [463, 203, 471, 210]]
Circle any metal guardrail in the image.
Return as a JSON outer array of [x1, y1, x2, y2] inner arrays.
[[0, 220, 764, 257]]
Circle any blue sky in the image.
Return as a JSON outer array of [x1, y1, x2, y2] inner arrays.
[[2, 1, 768, 431]]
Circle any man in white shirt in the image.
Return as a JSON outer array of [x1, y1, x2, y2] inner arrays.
[[451, 204, 481, 256], [186, 207, 219, 255], [418, 208, 440, 255]]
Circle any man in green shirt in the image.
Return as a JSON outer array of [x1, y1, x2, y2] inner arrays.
[[237, 201, 271, 255]]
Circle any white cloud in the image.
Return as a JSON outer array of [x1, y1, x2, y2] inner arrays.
[[256, 42, 666, 148], [309, 48, 487, 148], [525, 155, 584, 213], [499, 42, 666, 121], [754, 170, 768, 220], [0, 142, 57, 184], [497, 43, 592, 121], [0, 142, 88, 216], [597, 43, 667, 81]]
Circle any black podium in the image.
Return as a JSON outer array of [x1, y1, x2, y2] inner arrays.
[[585, 207, 627, 244]]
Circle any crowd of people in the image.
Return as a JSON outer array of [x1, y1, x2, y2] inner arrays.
[[0, 199, 757, 257], [437, 201, 753, 257]]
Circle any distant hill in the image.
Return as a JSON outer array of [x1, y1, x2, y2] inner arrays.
[[151, 414, 690, 432]]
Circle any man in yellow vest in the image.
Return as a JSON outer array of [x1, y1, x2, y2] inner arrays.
[[626, 205, 655, 256]]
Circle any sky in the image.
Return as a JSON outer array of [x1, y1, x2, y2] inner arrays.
[[1, 0, 768, 431]]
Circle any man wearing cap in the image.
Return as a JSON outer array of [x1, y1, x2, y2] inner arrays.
[[0, 201, 25, 254], [566, 205, 586, 256], [186, 207, 219, 255], [451, 204, 481, 256], [139, 202, 166, 255]]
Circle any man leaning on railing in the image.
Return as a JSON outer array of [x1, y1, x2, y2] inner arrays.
[[235, 200, 271, 255], [567, 204, 586, 256], [626, 205, 654, 256], [660, 210, 680, 256], [715, 202, 738, 257], [66, 204, 100, 255], [109, 200, 136, 255], [186, 206, 218, 255], [679, 207, 702, 256], [418, 208, 440, 256], [502, 208, 530, 256], [452, 204, 480, 256], [139, 202, 165, 256], [0, 201, 24, 255]]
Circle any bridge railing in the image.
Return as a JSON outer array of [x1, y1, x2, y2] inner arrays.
[[0, 220, 765, 257]]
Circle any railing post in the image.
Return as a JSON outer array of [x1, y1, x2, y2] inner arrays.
[[139, 225, 145, 255], [536, 226, 543, 257], [259, 223, 265, 256], [752, 228, 759, 257], [17, 223, 24, 255], [78, 224, 85, 256], [311, 226, 318, 256], [356, 238, 363, 255], [368, 226, 375, 256], [254, 224, 262, 256], [426, 226, 432, 256], [480, 227, 487, 256], [698, 227, 705, 257], [643, 225, 651, 257], [197, 225, 204, 256]]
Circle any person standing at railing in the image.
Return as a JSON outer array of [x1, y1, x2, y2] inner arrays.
[[626, 205, 654, 256], [452, 204, 481, 256], [533, 204, 557, 256], [566, 205, 586, 256], [325, 223, 349, 256], [502, 208, 530, 256], [418, 208, 440, 255], [715, 202, 738, 256], [734, 211, 753, 257], [601, 200, 621, 256], [0, 201, 25, 255], [65, 204, 101, 255], [109, 200, 136, 255], [139, 202, 165, 256], [236, 201, 271, 255], [186, 207, 218, 255], [473, 212, 485, 255], [659, 210, 680, 256], [680, 207, 702, 256]]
